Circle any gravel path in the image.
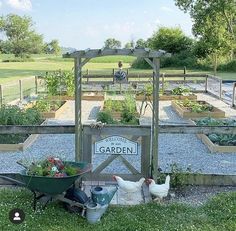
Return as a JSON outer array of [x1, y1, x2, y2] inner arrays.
[[0, 95, 236, 176]]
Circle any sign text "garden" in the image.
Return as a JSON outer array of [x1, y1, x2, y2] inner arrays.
[[94, 136, 138, 155]]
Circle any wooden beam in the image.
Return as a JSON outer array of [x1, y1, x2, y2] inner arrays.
[[66, 48, 170, 59], [144, 58, 154, 69], [152, 58, 160, 180], [79, 58, 91, 68], [93, 155, 119, 173], [75, 57, 82, 161], [0, 125, 236, 134]]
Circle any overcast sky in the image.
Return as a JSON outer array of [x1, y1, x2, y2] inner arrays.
[[0, 0, 193, 49]]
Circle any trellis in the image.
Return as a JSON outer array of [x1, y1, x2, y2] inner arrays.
[[67, 48, 170, 179]]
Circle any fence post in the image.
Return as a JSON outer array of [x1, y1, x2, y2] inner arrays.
[[205, 75, 208, 93], [219, 79, 222, 99], [112, 68, 115, 75], [19, 80, 23, 102], [0, 85, 3, 106], [162, 73, 165, 93], [35, 76, 38, 94], [232, 83, 236, 107]]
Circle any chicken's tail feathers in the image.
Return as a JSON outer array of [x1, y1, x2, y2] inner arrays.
[[165, 175, 170, 184]]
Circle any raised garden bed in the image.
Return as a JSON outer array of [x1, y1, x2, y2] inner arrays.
[[171, 100, 225, 119], [98, 95, 139, 125], [136, 93, 197, 101], [46, 95, 75, 101], [190, 118, 236, 153], [82, 92, 105, 101], [0, 120, 47, 152], [0, 105, 45, 152], [40, 101, 68, 119]]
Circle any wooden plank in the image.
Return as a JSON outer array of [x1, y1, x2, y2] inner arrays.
[[93, 155, 119, 174], [144, 58, 154, 69], [82, 134, 92, 163], [0, 85, 3, 106], [141, 136, 151, 177], [0, 125, 236, 135], [119, 156, 140, 175], [171, 100, 225, 119], [86, 173, 143, 181]]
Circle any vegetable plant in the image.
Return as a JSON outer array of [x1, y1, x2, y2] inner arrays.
[[171, 86, 191, 96], [175, 99, 213, 113], [0, 105, 42, 144], [195, 117, 236, 146], [33, 99, 63, 112]]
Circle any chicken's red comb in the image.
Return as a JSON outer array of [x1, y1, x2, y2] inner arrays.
[[112, 175, 117, 181]]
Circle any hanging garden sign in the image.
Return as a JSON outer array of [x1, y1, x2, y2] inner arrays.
[[94, 136, 138, 155]]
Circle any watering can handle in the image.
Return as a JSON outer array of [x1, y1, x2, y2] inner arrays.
[[0, 175, 26, 187]]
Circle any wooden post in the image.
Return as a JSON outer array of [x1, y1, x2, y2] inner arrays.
[[162, 73, 165, 94], [0, 85, 3, 106], [75, 57, 82, 161], [232, 83, 236, 107], [35, 76, 38, 94], [152, 58, 160, 180], [87, 69, 89, 83], [112, 68, 115, 75], [205, 75, 208, 93], [219, 79, 222, 99], [19, 80, 23, 102]]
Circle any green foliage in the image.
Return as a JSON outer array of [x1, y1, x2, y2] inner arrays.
[[149, 27, 193, 54], [0, 14, 44, 57], [176, 99, 213, 113], [34, 100, 63, 112], [2, 57, 34, 62], [97, 111, 116, 124], [0, 105, 42, 144], [131, 57, 152, 69], [218, 60, 236, 72], [104, 38, 121, 49], [121, 94, 138, 124], [175, 0, 236, 74], [171, 86, 191, 95], [44, 70, 74, 96], [135, 38, 148, 48], [44, 39, 61, 55], [1, 188, 235, 231], [195, 117, 236, 146]]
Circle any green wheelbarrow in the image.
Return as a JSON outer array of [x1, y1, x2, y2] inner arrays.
[[0, 161, 92, 214]]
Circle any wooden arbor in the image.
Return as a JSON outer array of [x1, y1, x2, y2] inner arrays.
[[67, 48, 170, 179]]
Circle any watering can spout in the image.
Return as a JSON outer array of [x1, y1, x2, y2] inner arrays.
[[107, 186, 118, 204]]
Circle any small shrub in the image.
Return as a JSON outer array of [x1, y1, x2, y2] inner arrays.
[[97, 111, 116, 124]]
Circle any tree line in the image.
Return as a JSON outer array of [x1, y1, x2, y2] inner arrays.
[[0, 14, 61, 58], [103, 0, 236, 74]]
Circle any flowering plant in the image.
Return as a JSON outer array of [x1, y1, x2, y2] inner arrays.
[[26, 156, 79, 177]]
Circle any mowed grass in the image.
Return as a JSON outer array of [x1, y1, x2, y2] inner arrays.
[[0, 54, 235, 84], [0, 188, 235, 231]]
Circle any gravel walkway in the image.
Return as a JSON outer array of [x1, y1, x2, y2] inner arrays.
[[0, 95, 236, 176]]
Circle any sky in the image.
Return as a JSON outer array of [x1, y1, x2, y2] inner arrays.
[[0, 0, 193, 49]]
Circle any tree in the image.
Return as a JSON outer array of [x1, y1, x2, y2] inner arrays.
[[175, 0, 236, 73], [0, 14, 44, 57], [104, 38, 121, 49], [124, 39, 135, 49], [148, 27, 193, 54], [135, 39, 147, 48], [44, 39, 61, 54]]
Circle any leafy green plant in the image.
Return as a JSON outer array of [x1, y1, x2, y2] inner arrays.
[[97, 111, 117, 124], [195, 117, 236, 146], [33, 99, 63, 112], [0, 105, 42, 144], [176, 99, 213, 113], [44, 70, 75, 96], [171, 86, 191, 95]]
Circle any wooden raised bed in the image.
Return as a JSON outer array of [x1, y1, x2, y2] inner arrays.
[[41, 101, 68, 119], [136, 94, 197, 101], [0, 120, 47, 152], [46, 95, 75, 100], [189, 120, 236, 153], [171, 100, 225, 119], [102, 100, 139, 120], [82, 92, 105, 101]]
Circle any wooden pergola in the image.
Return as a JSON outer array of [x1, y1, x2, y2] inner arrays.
[[67, 48, 171, 179]]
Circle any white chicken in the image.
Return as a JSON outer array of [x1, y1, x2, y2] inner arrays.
[[147, 175, 170, 202], [112, 175, 145, 194]]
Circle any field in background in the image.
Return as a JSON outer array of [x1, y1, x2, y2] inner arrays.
[[0, 54, 235, 84]]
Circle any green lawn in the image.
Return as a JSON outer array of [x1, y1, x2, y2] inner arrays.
[[0, 54, 235, 84], [0, 188, 235, 231]]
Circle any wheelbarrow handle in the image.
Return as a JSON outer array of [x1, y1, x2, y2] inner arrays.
[[0, 175, 26, 187]]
